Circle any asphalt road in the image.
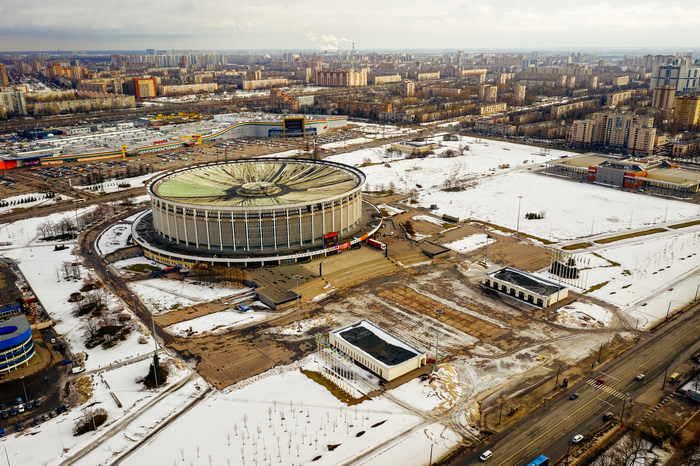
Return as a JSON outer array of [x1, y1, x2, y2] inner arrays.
[[451, 303, 700, 466]]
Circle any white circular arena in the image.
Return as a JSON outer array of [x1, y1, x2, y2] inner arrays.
[[133, 158, 380, 266]]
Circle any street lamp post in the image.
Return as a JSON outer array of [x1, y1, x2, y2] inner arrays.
[[20, 376, 28, 403], [695, 284, 700, 301], [666, 301, 673, 319], [434, 308, 443, 372], [516, 196, 523, 234], [294, 274, 302, 331]]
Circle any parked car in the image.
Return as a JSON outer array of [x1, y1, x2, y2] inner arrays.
[[33, 399, 42, 408], [17, 404, 25, 414], [33, 417, 41, 426], [603, 412, 614, 421], [0, 428, 5, 437], [60, 359, 73, 366], [569, 393, 579, 400], [57, 405, 66, 414], [9, 407, 17, 416], [1, 411, 8, 419], [14, 423, 23, 432], [49, 410, 57, 418], [572, 434, 584, 444], [42, 413, 50, 421]]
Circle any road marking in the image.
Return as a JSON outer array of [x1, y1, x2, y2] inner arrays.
[[494, 319, 700, 466], [596, 396, 614, 407], [585, 379, 627, 399], [600, 372, 619, 381]]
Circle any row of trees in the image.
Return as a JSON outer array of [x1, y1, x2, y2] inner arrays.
[[0, 192, 56, 208]]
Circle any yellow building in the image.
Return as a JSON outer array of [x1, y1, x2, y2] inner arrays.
[[674, 96, 700, 130]]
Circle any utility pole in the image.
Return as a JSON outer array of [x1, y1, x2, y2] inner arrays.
[[554, 367, 561, 389], [598, 343, 603, 363], [498, 402, 503, 424], [434, 308, 443, 372], [662, 366, 668, 391], [666, 301, 673, 319], [294, 274, 302, 331], [620, 398, 627, 420], [20, 376, 28, 403], [516, 196, 523, 234]]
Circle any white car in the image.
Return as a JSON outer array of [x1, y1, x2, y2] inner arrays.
[[636, 374, 645, 380], [71, 366, 86, 375], [572, 434, 584, 444], [479, 450, 492, 461]]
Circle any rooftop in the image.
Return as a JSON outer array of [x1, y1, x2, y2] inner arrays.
[[488, 266, 565, 297], [332, 319, 423, 367]]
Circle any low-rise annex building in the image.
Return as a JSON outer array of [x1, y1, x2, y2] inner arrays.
[[483, 266, 568, 308], [328, 319, 427, 382]]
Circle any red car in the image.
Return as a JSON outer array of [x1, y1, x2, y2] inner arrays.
[[596, 378, 605, 385]]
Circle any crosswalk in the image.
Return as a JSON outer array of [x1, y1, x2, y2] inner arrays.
[[586, 379, 628, 399]]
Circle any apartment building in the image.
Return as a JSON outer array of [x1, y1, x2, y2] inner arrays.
[[650, 58, 700, 92], [651, 85, 676, 110], [570, 112, 656, 155], [674, 95, 700, 130], [315, 70, 367, 87], [270, 88, 298, 113]]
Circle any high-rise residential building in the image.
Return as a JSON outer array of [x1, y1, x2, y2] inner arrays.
[[674, 95, 700, 130], [570, 112, 656, 155], [649, 58, 700, 92], [478, 84, 497, 102], [652, 85, 676, 110], [513, 85, 526, 105], [0, 86, 28, 115], [315, 70, 367, 87], [0, 64, 8, 86], [401, 80, 415, 97]]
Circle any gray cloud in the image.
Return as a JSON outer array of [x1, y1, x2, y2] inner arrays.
[[1, 0, 699, 51]]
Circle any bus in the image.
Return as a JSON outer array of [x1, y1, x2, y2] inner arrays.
[[527, 456, 549, 466]]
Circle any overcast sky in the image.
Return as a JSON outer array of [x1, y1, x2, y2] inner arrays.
[[1, 0, 699, 52]]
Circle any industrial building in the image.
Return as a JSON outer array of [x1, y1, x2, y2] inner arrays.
[[328, 319, 426, 382], [483, 266, 568, 308]]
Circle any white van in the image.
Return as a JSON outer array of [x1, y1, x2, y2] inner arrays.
[[480, 450, 492, 461]]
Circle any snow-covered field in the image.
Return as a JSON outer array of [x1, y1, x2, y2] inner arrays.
[[329, 136, 700, 241], [128, 280, 251, 313], [95, 223, 132, 255], [165, 309, 269, 337], [122, 364, 460, 466], [445, 234, 490, 253]]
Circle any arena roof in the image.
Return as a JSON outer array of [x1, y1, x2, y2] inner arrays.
[[151, 159, 364, 208]]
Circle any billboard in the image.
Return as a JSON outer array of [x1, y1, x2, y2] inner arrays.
[[283, 117, 305, 138], [324, 231, 339, 247]]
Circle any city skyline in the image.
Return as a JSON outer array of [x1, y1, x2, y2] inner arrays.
[[2, 0, 700, 52]]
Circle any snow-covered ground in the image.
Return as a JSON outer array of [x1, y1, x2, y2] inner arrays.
[[76, 173, 157, 194], [122, 363, 461, 466], [128, 280, 251, 313], [445, 234, 490, 253], [1, 192, 63, 210], [330, 136, 700, 241], [95, 223, 132, 255], [165, 309, 270, 337]]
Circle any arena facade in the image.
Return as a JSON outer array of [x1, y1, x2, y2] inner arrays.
[[133, 158, 381, 267]]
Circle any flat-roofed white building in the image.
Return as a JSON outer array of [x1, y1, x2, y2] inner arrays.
[[328, 319, 426, 382], [483, 266, 568, 308]]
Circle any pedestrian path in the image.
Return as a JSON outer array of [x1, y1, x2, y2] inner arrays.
[[586, 379, 628, 399]]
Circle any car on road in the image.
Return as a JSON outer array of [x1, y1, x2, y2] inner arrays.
[[596, 378, 605, 385], [572, 434, 584, 444], [569, 393, 579, 400], [479, 450, 492, 461], [635, 374, 645, 381]]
